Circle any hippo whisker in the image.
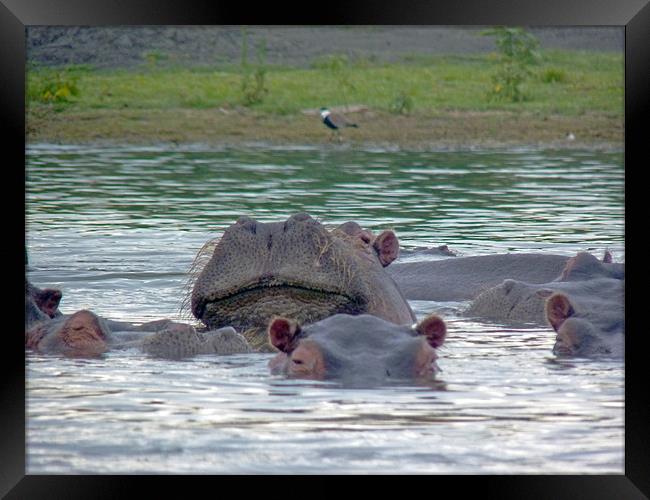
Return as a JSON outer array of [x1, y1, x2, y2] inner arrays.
[[180, 235, 221, 317], [189, 214, 415, 349]]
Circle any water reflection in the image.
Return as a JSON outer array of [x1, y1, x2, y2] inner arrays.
[[25, 145, 624, 474]]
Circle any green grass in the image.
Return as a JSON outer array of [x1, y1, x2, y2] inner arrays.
[[27, 50, 623, 118]]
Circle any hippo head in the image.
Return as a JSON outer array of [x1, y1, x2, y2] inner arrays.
[[557, 251, 624, 282], [25, 280, 64, 330], [30, 310, 110, 357], [26, 279, 63, 314], [545, 292, 624, 358], [466, 278, 556, 322], [190, 214, 414, 349], [267, 313, 447, 383]]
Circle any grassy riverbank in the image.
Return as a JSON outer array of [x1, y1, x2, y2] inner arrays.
[[26, 50, 623, 149]]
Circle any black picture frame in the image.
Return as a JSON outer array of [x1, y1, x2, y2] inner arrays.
[[3, 1, 647, 497]]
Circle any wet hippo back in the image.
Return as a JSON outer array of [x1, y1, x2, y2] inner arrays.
[[190, 214, 415, 350], [387, 253, 570, 301]]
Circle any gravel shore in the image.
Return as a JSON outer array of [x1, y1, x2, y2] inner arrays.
[[27, 26, 623, 69]]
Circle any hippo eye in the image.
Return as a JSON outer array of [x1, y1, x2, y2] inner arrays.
[[292, 358, 304, 365]]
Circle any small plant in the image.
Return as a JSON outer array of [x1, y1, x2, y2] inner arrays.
[[389, 90, 414, 115], [482, 27, 541, 102], [311, 54, 356, 110], [239, 29, 269, 106], [28, 67, 80, 104], [540, 68, 567, 83]]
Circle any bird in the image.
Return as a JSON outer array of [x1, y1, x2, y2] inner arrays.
[[320, 107, 358, 141], [566, 132, 576, 141]]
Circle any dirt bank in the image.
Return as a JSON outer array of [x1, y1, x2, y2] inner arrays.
[[26, 106, 623, 151]]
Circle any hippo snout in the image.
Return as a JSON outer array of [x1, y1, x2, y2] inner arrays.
[[188, 214, 415, 347]]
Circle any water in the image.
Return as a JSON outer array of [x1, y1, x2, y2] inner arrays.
[[25, 144, 624, 474]]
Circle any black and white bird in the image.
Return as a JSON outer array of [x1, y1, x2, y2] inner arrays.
[[320, 107, 358, 141]]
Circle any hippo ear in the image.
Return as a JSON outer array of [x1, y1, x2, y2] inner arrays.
[[373, 230, 399, 267], [268, 317, 302, 353], [545, 293, 575, 332], [602, 250, 613, 263], [35, 288, 63, 318], [415, 314, 447, 348]]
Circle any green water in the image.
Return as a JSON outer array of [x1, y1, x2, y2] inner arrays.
[[25, 144, 624, 474]]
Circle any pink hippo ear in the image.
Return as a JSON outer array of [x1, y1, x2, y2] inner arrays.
[[268, 317, 302, 353], [545, 293, 575, 332], [372, 230, 399, 267], [415, 314, 447, 348]]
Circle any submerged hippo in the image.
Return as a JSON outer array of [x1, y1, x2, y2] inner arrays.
[[26, 309, 251, 359], [268, 313, 447, 384], [464, 251, 624, 358], [546, 291, 624, 358], [26, 309, 111, 357], [465, 276, 624, 325], [190, 213, 414, 350], [465, 251, 623, 323], [555, 250, 624, 282], [387, 253, 570, 302]]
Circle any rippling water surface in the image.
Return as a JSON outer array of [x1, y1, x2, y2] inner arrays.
[[26, 144, 624, 474]]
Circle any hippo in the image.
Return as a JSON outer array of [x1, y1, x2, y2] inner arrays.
[[546, 291, 624, 358], [133, 323, 251, 359], [25, 309, 251, 359], [25, 279, 63, 329], [26, 309, 111, 357], [554, 250, 624, 282], [465, 276, 624, 325], [463, 251, 624, 358], [465, 251, 623, 323], [189, 214, 415, 351], [267, 313, 447, 384], [268, 314, 447, 385], [387, 253, 570, 302]]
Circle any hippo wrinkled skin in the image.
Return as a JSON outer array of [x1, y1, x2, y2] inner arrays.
[[25, 300, 251, 359], [190, 213, 414, 350], [267, 313, 447, 384], [465, 252, 623, 322], [465, 251, 624, 358], [26, 309, 111, 357]]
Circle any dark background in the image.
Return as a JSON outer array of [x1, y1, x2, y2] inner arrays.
[[2, 0, 647, 498]]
